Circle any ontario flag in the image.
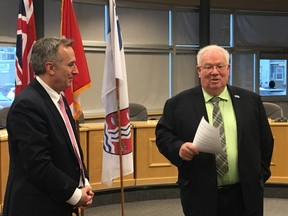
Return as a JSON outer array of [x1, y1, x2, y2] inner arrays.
[[15, 0, 36, 96], [61, 0, 91, 119], [101, 0, 133, 186]]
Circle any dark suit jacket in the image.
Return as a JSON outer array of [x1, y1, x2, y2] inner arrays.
[[3, 79, 88, 216], [156, 85, 274, 215]]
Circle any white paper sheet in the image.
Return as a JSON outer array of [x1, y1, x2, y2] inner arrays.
[[192, 116, 224, 155]]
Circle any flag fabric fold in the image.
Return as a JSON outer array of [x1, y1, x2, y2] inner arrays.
[[15, 0, 37, 96], [61, 0, 91, 119], [101, 0, 133, 186]]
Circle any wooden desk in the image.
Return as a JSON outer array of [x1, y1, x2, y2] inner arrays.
[[79, 126, 88, 166], [132, 121, 177, 185], [268, 122, 288, 183], [81, 121, 177, 189], [0, 129, 8, 213], [1, 121, 287, 213], [80, 123, 135, 190]]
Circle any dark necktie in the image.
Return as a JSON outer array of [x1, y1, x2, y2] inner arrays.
[[58, 96, 86, 186], [211, 97, 229, 176]]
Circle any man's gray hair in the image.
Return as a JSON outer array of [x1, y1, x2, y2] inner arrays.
[[196, 45, 230, 66], [30, 37, 73, 75]]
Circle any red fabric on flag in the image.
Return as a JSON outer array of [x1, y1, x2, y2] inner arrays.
[[61, 0, 91, 119], [15, 0, 37, 96]]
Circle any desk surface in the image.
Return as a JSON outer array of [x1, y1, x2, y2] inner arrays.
[[269, 122, 288, 126], [1, 120, 285, 141], [80, 120, 158, 130], [0, 129, 7, 141]]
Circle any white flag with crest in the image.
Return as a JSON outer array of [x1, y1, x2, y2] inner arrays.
[[101, 0, 133, 186]]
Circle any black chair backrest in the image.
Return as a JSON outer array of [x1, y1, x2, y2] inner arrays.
[[129, 103, 148, 121], [0, 107, 10, 128], [263, 102, 283, 119]]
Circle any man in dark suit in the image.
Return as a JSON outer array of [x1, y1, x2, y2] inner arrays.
[[3, 37, 94, 216], [156, 45, 274, 216]]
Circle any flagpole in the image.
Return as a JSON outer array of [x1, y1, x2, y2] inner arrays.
[[116, 78, 125, 216], [75, 118, 85, 216]]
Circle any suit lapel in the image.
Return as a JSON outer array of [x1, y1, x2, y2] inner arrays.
[[227, 86, 243, 146], [194, 86, 210, 123], [61, 96, 84, 162], [31, 79, 76, 154]]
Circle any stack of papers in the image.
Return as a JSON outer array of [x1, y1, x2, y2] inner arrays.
[[192, 117, 224, 155]]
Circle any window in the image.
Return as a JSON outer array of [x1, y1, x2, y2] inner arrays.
[[259, 57, 287, 96], [0, 46, 15, 108], [3, 0, 288, 115]]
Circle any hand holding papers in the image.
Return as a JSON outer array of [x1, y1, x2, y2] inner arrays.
[[192, 117, 224, 155]]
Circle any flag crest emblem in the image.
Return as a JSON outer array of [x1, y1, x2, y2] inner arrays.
[[104, 108, 132, 155]]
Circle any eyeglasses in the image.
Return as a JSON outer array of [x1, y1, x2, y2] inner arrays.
[[198, 64, 228, 72]]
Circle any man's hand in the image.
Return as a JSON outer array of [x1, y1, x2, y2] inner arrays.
[[75, 185, 94, 207], [179, 142, 199, 161]]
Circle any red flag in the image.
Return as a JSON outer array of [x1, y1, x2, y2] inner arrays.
[[61, 0, 91, 119], [15, 0, 37, 96]]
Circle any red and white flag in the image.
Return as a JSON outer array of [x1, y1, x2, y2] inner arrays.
[[61, 0, 91, 119], [101, 0, 133, 186], [15, 0, 36, 96]]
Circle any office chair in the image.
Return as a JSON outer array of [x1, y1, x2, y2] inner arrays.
[[263, 102, 283, 119], [129, 103, 148, 121], [0, 107, 10, 128], [78, 111, 85, 124]]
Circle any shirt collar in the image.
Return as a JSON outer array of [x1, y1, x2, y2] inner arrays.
[[36, 76, 62, 104], [203, 86, 229, 103]]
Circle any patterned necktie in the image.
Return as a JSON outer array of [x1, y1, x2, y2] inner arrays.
[[58, 96, 86, 186], [211, 97, 229, 176]]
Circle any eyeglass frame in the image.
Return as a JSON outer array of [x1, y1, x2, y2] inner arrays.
[[197, 64, 229, 73]]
